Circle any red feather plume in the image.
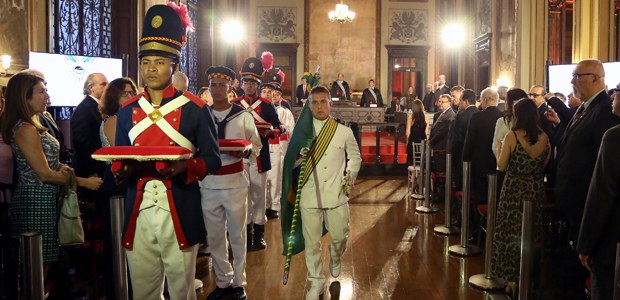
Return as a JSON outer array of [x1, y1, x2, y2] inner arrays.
[[261, 51, 274, 71], [277, 70, 285, 83], [167, 2, 195, 32]]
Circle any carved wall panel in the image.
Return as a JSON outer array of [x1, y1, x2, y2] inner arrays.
[[388, 9, 428, 44], [476, 0, 491, 36], [257, 7, 297, 43]]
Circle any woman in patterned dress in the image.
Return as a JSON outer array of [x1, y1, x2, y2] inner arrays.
[[0, 73, 101, 277], [491, 98, 550, 295]]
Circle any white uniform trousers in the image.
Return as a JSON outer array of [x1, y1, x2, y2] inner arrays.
[[301, 203, 350, 288], [245, 160, 267, 225], [201, 186, 248, 288], [125, 205, 199, 300], [266, 143, 282, 211]]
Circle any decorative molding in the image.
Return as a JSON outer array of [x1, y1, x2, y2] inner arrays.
[[387, 9, 428, 44], [375, 0, 380, 85], [0, 0, 29, 71], [477, 0, 491, 36], [548, 0, 566, 11], [257, 6, 297, 43]]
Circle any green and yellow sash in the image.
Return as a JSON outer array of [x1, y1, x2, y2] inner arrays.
[[298, 116, 338, 188]]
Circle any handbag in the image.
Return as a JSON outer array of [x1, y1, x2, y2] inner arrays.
[[58, 172, 84, 245]]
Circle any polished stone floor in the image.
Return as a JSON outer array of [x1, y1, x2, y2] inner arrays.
[[195, 177, 509, 300]]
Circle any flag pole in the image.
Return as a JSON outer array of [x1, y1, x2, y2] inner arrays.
[[283, 148, 309, 285]]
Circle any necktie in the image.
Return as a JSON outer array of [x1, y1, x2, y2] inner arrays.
[[568, 104, 585, 129]]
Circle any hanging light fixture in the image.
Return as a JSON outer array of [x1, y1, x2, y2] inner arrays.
[[328, 0, 355, 24]]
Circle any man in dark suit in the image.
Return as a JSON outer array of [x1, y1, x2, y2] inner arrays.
[[546, 92, 576, 126], [70, 72, 111, 298], [295, 76, 309, 105], [497, 86, 508, 112], [449, 89, 478, 191], [529, 84, 557, 144], [576, 88, 620, 300], [429, 94, 455, 177], [433, 75, 450, 111], [462, 88, 502, 204], [422, 83, 435, 112], [385, 97, 403, 115], [429, 94, 455, 200], [71, 72, 108, 185], [360, 79, 384, 107], [330, 73, 351, 101], [554, 60, 620, 243]]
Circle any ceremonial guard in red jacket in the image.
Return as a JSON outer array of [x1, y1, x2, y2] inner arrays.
[[231, 57, 282, 250], [112, 4, 221, 299], [199, 66, 261, 299], [261, 72, 295, 219]]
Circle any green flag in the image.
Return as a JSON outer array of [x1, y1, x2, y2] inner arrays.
[[280, 101, 314, 284]]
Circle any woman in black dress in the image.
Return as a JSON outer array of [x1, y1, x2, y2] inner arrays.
[[406, 99, 427, 165]]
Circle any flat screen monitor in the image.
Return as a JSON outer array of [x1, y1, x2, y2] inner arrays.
[[28, 52, 123, 107], [548, 62, 620, 97]]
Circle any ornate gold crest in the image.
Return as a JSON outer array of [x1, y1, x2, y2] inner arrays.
[[152, 15, 163, 28], [148, 108, 163, 123], [249, 62, 255, 69]]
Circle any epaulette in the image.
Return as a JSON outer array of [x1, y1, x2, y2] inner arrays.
[[182, 92, 207, 108], [335, 118, 347, 126], [122, 93, 144, 108]]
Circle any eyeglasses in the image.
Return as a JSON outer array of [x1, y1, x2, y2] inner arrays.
[[528, 93, 544, 97], [572, 73, 600, 79], [439, 100, 451, 103], [121, 91, 136, 97]]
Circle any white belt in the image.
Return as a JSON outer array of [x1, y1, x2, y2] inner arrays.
[[240, 99, 267, 123], [128, 96, 196, 153]]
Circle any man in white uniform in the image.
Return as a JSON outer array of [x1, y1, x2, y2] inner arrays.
[[200, 66, 261, 300], [301, 86, 361, 299]]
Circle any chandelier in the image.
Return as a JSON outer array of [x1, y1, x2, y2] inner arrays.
[[328, 0, 355, 24]]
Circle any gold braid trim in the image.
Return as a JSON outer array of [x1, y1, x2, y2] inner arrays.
[[140, 36, 183, 48]]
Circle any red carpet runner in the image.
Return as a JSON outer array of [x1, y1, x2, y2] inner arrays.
[[359, 132, 408, 164]]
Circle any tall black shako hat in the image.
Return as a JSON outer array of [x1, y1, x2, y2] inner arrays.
[[261, 72, 283, 93], [206, 66, 236, 83], [240, 57, 264, 84], [139, 3, 194, 60]]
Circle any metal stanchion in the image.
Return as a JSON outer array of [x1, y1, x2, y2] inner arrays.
[[110, 196, 129, 300], [518, 199, 534, 300], [416, 142, 438, 213], [614, 242, 620, 300], [434, 153, 460, 235], [448, 161, 481, 256], [21, 232, 44, 300], [469, 174, 507, 290]]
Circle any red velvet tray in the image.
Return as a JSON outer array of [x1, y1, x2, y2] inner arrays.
[[91, 146, 193, 161], [218, 139, 252, 152]]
